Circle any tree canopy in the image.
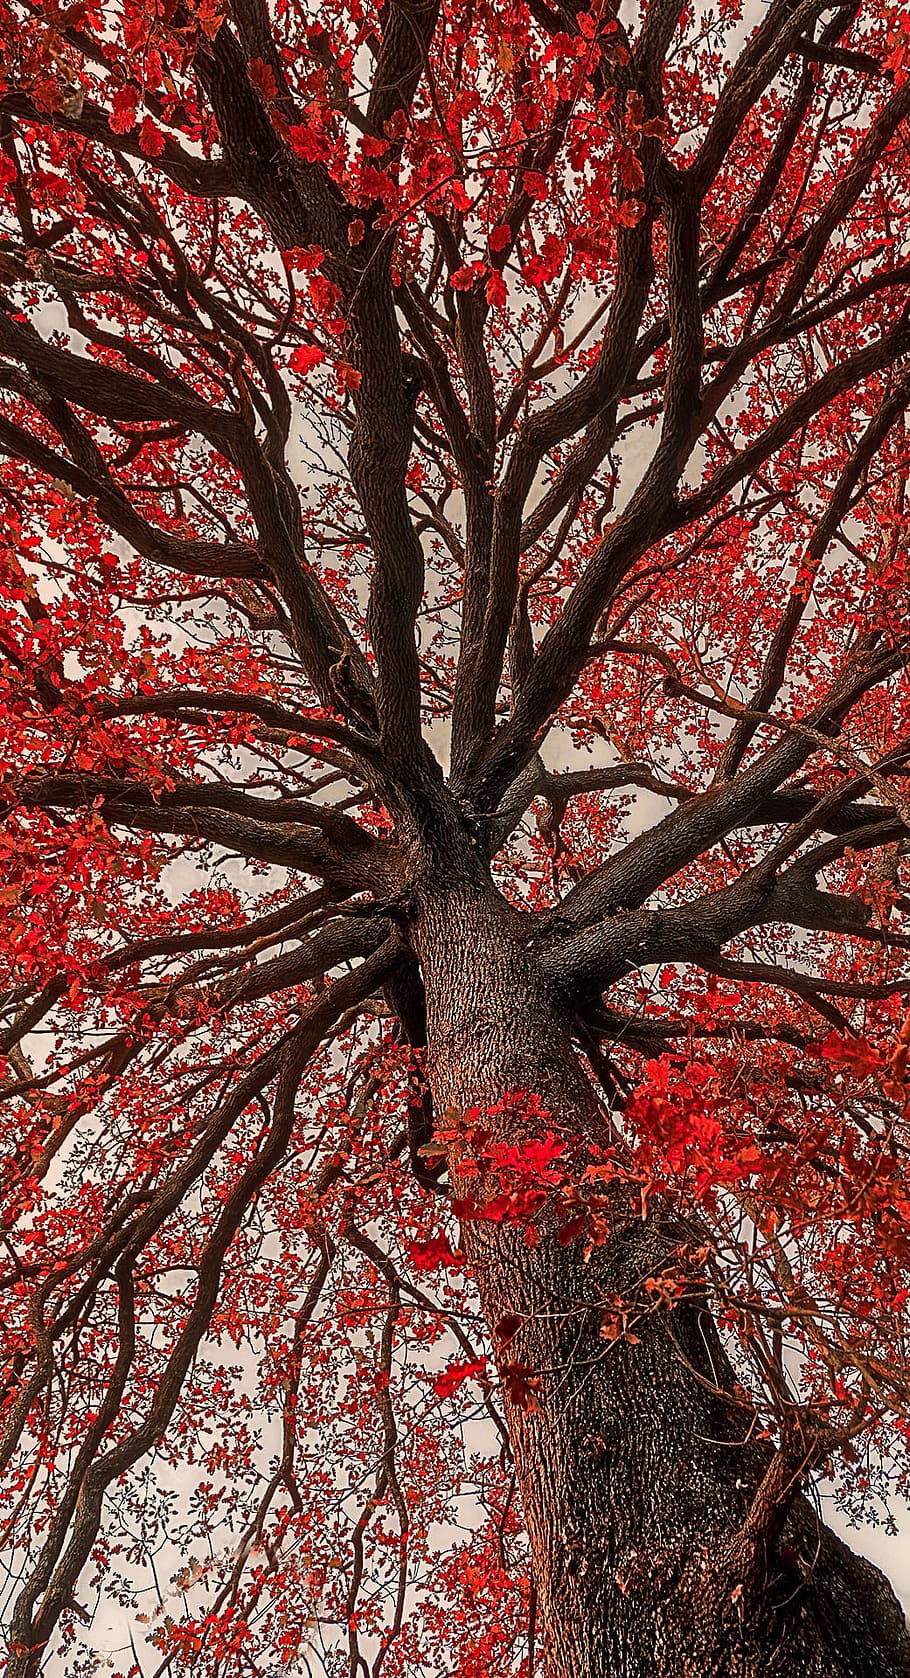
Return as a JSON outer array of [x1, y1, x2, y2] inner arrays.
[[4, 0, 910, 1672]]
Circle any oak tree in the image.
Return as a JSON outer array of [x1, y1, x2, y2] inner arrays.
[[4, 0, 910, 1672]]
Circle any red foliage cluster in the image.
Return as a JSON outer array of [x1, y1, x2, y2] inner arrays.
[[2, 0, 910, 1669]]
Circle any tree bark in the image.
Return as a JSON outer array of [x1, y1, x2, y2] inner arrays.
[[413, 873, 910, 1678]]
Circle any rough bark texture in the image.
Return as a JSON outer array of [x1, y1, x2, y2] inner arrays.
[[414, 873, 910, 1678]]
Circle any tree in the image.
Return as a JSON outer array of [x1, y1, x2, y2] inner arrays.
[[6, 0, 910, 1671]]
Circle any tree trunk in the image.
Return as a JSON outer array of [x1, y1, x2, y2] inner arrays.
[[413, 874, 910, 1678]]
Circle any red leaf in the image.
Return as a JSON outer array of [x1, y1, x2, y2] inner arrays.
[[449, 179, 473, 213], [485, 269, 507, 308], [615, 198, 645, 227], [450, 262, 484, 291], [616, 147, 645, 192], [248, 58, 279, 105], [289, 344, 325, 375], [109, 85, 141, 135], [522, 233, 565, 288], [335, 362, 362, 393], [522, 170, 549, 201], [284, 245, 325, 272], [501, 1362, 539, 1411], [432, 1357, 487, 1399], [288, 124, 330, 163], [406, 1235, 464, 1272], [138, 117, 166, 157], [818, 1033, 882, 1077]]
